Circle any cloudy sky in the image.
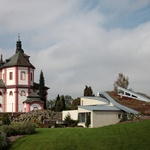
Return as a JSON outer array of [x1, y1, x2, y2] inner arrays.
[[0, 0, 150, 99]]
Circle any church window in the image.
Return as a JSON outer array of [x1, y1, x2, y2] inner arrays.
[[0, 103, 2, 107], [21, 71, 26, 80], [0, 92, 2, 96], [9, 72, 13, 80], [33, 107, 38, 110], [21, 90, 26, 96], [31, 72, 33, 81], [9, 91, 13, 96]]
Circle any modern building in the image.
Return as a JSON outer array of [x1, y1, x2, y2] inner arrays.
[[0, 37, 49, 112], [63, 87, 150, 128]]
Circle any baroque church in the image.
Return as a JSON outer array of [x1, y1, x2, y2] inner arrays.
[[0, 37, 49, 112]]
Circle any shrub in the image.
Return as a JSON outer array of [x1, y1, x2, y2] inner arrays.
[[0, 122, 36, 149], [85, 114, 90, 128], [0, 122, 36, 137], [64, 113, 78, 127], [22, 122, 36, 134], [0, 131, 8, 150], [2, 114, 11, 125], [0, 125, 17, 137]]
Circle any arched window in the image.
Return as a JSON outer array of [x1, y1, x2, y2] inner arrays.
[[21, 71, 26, 80], [9, 91, 13, 96], [21, 91, 26, 96], [0, 103, 2, 107], [33, 107, 38, 110], [0, 91, 2, 96]]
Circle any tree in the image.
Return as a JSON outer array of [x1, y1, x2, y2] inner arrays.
[[84, 85, 94, 96], [64, 113, 78, 127], [71, 97, 80, 110], [61, 95, 66, 110], [64, 113, 73, 127], [55, 94, 60, 111], [114, 73, 129, 91], [64, 95, 73, 109], [55, 95, 66, 112], [38, 70, 47, 109], [48, 99, 56, 111]]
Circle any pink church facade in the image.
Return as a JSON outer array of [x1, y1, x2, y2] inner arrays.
[[0, 37, 48, 112]]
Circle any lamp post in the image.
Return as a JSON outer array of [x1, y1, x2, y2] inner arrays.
[[12, 103, 13, 116]]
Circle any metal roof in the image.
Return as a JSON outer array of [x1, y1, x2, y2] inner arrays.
[[0, 79, 5, 88], [23, 92, 43, 103], [78, 104, 120, 111], [81, 96, 110, 104], [1, 51, 35, 69]]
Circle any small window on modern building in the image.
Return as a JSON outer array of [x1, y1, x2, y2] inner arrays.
[[21, 71, 26, 80], [9, 91, 13, 96], [78, 113, 86, 122], [9, 72, 13, 80]]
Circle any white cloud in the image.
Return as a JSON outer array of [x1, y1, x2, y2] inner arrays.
[[0, 1, 150, 98]]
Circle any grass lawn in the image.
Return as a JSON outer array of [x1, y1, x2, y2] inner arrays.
[[9, 120, 150, 150]]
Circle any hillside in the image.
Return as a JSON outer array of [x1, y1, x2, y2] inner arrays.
[[9, 120, 150, 150]]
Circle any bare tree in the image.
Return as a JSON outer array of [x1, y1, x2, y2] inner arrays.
[[114, 73, 129, 91]]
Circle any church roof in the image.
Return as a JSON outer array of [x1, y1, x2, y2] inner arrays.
[[0, 50, 35, 69], [0, 79, 5, 88], [0, 37, 35, 69], [34, 82, 50, 90], [23, 92, 43, 103]]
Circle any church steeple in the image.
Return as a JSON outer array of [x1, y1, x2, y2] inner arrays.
[[16, 34, 24, 53]]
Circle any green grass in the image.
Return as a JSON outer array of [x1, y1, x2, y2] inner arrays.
[[9, 120, 150, 150]]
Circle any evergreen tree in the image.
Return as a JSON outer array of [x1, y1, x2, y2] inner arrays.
[[61, 95, 66, 110], [38, 70, 47, 109], [55, 94, 63, 112], [84, 85, 94, 96], [84, 85, 88, 96], [64, 113, 72, 126], [55, 95, 66, 112]]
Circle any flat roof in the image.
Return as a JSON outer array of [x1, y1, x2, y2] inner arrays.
[[78, 105, 120, 111]]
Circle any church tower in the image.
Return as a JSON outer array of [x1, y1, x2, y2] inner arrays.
[[0, 36, 36, 112]]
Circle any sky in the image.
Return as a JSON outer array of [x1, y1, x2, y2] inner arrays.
[[0, 0, 150, 99]]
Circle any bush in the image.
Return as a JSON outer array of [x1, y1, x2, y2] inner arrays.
[[2, 114, 11, 125], [64, 113, 78, 127], [0, 122, 36, 137], [0, 122, 36, 149], [22, 122, 36, 134], [85, 114, 90, 128], [0, 131, 8, 150], [0, 125, 17, 137]]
